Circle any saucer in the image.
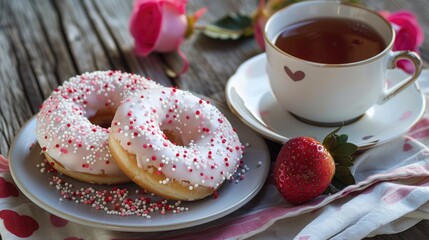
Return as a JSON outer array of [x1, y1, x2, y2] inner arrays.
[[226, 53, 426, 150]]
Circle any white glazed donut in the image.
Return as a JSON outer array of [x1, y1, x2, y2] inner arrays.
[[108, 87, 243, 200], [36, 71, 160, 184]]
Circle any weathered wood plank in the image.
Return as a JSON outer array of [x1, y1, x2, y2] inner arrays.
[[8, 0, 58, 100], [53, 0, 111, 73], [91, 0, 173, 87], [81, 0, 128, 72], [0, 30, 34, 154], [33, 0, 77, 83]]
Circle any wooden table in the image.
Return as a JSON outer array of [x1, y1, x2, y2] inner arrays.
[[0, 0, 428, 239]]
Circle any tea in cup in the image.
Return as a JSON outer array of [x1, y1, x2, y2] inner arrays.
[[264, 0, 422, 126]]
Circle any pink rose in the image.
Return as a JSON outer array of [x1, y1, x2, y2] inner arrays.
[[252, 0, 291, 50], [253, 0, 269, 50], [129, 0, 206, 74], [379, 10, 424, 73], [130, 0, 184, 56]]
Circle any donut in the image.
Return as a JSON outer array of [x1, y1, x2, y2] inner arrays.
[[108, 87, 243, 201], [36, 71, 160, 184]]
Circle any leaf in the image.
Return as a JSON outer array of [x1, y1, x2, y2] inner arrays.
[[331, 178, 347, 190], [334, 165, 356, 188], [336, 134, 348, 144], [203, 13, 253, 40], [322, 134, 337, 151], [322, 126, 342, 149], [334, 143, 358, 156], [333, 155, 354, 167]]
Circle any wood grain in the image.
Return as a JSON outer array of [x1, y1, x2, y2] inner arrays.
[[91, 0, 173, 87]]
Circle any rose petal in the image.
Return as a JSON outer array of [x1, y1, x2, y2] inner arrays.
[[378, 10, 424, 73], [253, 0, 267, 50], [253, 17, 267, 50], [384, 10, 424, 49], [129, 1, 163, 56], [193, 7, 207, 22], [150, 3, 187, 53], [394, 26, 418, 51], [163, 0, 187, 14]]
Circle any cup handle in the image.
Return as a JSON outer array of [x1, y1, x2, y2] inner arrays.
[[380, 51, 422, 103]]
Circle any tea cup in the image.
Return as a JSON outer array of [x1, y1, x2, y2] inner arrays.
[[264, 0, 422, 126]]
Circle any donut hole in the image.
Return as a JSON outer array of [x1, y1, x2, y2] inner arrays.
[[88, 109, 115, 129], [162, 129, 185, 146]]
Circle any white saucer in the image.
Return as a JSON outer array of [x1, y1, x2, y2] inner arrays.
[[226, 53, 426, 150]]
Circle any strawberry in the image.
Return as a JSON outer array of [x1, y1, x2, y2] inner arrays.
[[274, 128, 357, 205]]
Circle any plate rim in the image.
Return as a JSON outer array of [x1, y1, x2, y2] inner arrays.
[[8, 108, 271, 232], [226, 53, 426, 150]]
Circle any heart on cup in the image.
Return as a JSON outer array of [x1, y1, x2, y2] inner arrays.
[[284, 65, 305, 81]]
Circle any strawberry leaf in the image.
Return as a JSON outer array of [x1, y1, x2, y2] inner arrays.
[[321, 126, 358, 190], [333, 155, 354, 167], [334, 143, 358, 156], [322, 134, 337, 151], [337, 134, 348, 144], [333, 165, 356, 189], [322, 126, 342, 150]]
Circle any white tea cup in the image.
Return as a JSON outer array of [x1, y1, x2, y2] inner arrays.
[[264, 0, 422, 126]]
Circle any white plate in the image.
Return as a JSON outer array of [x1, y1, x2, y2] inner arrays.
[[8, 104, 270, 232], [226, 53, 426, 150]]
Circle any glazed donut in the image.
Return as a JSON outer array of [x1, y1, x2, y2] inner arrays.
[[109, 87, 243, 201], [36, 71, 160, 184]]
